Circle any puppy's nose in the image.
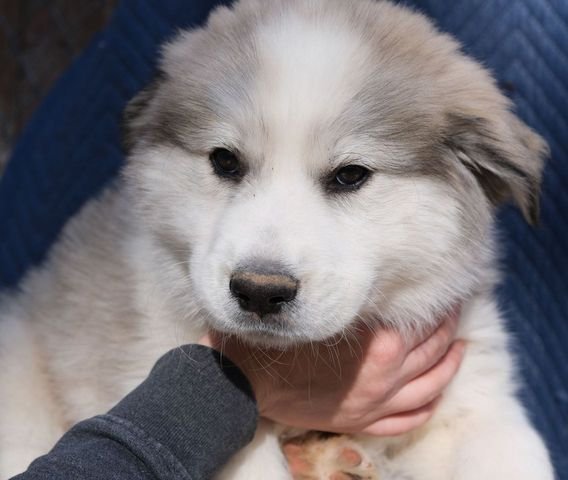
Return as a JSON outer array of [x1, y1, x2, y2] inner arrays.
[[230, 269, 298, 317]]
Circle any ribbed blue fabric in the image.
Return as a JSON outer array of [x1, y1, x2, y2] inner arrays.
[[0, 0, 566, 477]]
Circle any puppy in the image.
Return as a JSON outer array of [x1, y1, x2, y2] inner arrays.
[[0, 0, 555, 478]]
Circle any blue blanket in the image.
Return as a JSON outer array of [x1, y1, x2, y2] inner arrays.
[[0, 0, 566, 476]]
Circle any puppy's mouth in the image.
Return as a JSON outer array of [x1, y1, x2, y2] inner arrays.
[[237, 319, 304, 347], [215, 312, 311, 348]]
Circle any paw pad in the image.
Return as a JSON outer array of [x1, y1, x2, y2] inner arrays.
[[282, 433, 379, 480]]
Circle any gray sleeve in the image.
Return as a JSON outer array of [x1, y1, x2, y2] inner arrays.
[[12, 345, 258, 480]]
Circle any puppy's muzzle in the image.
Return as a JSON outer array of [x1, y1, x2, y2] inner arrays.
[[230, 266, 298, 318]]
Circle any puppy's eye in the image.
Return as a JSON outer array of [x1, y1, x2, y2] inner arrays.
[[210, 148, 242, 178], [332, 165, 371, 190]]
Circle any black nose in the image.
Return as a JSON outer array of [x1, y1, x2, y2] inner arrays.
[[229, 269, 299, 317]]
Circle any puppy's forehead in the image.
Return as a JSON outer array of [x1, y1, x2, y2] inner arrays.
[[252, 14, 371, 155], [159, 0, 460, 163]]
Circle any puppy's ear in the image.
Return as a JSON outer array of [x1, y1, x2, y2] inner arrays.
[[121, 74, 163, 153], [446, 112, 548, 225]]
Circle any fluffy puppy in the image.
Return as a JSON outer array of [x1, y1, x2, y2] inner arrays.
[[0, 0, 555, 478]]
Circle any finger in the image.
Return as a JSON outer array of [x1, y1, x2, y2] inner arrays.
[[361, 396, 441, 436], [197, 332, 243, 361], [399, 308, 461, 383], [197, 333, 214, 347], [410, 305, 460, 349], [197, 330, 232, 350], [379, 340, 465, 416]]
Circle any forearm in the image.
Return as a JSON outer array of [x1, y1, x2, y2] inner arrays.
[[12, 345, 258, 480]]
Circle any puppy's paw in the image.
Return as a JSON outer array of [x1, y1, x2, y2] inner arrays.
[[282, 433, 379, 480]]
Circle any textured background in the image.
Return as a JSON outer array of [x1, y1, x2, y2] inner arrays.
[[0, 0, 566, 478], [0, 0, 117, 172]]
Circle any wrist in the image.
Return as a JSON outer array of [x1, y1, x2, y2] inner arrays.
[[198, 332, 276, 416]]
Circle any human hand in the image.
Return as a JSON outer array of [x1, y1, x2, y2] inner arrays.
[[199, 308, 464, 436]]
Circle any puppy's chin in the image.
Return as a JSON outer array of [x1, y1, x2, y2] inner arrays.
[[209, 313, 324, 349], [236, 331, 300, 349], [219, 326, 308, 349]]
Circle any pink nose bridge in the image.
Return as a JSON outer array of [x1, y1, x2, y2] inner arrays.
[[234, 271, 297, 290], [229, 268, 299, 317]]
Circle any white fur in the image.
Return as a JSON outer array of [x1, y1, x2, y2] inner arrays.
[[0, 0, 554, 478]]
